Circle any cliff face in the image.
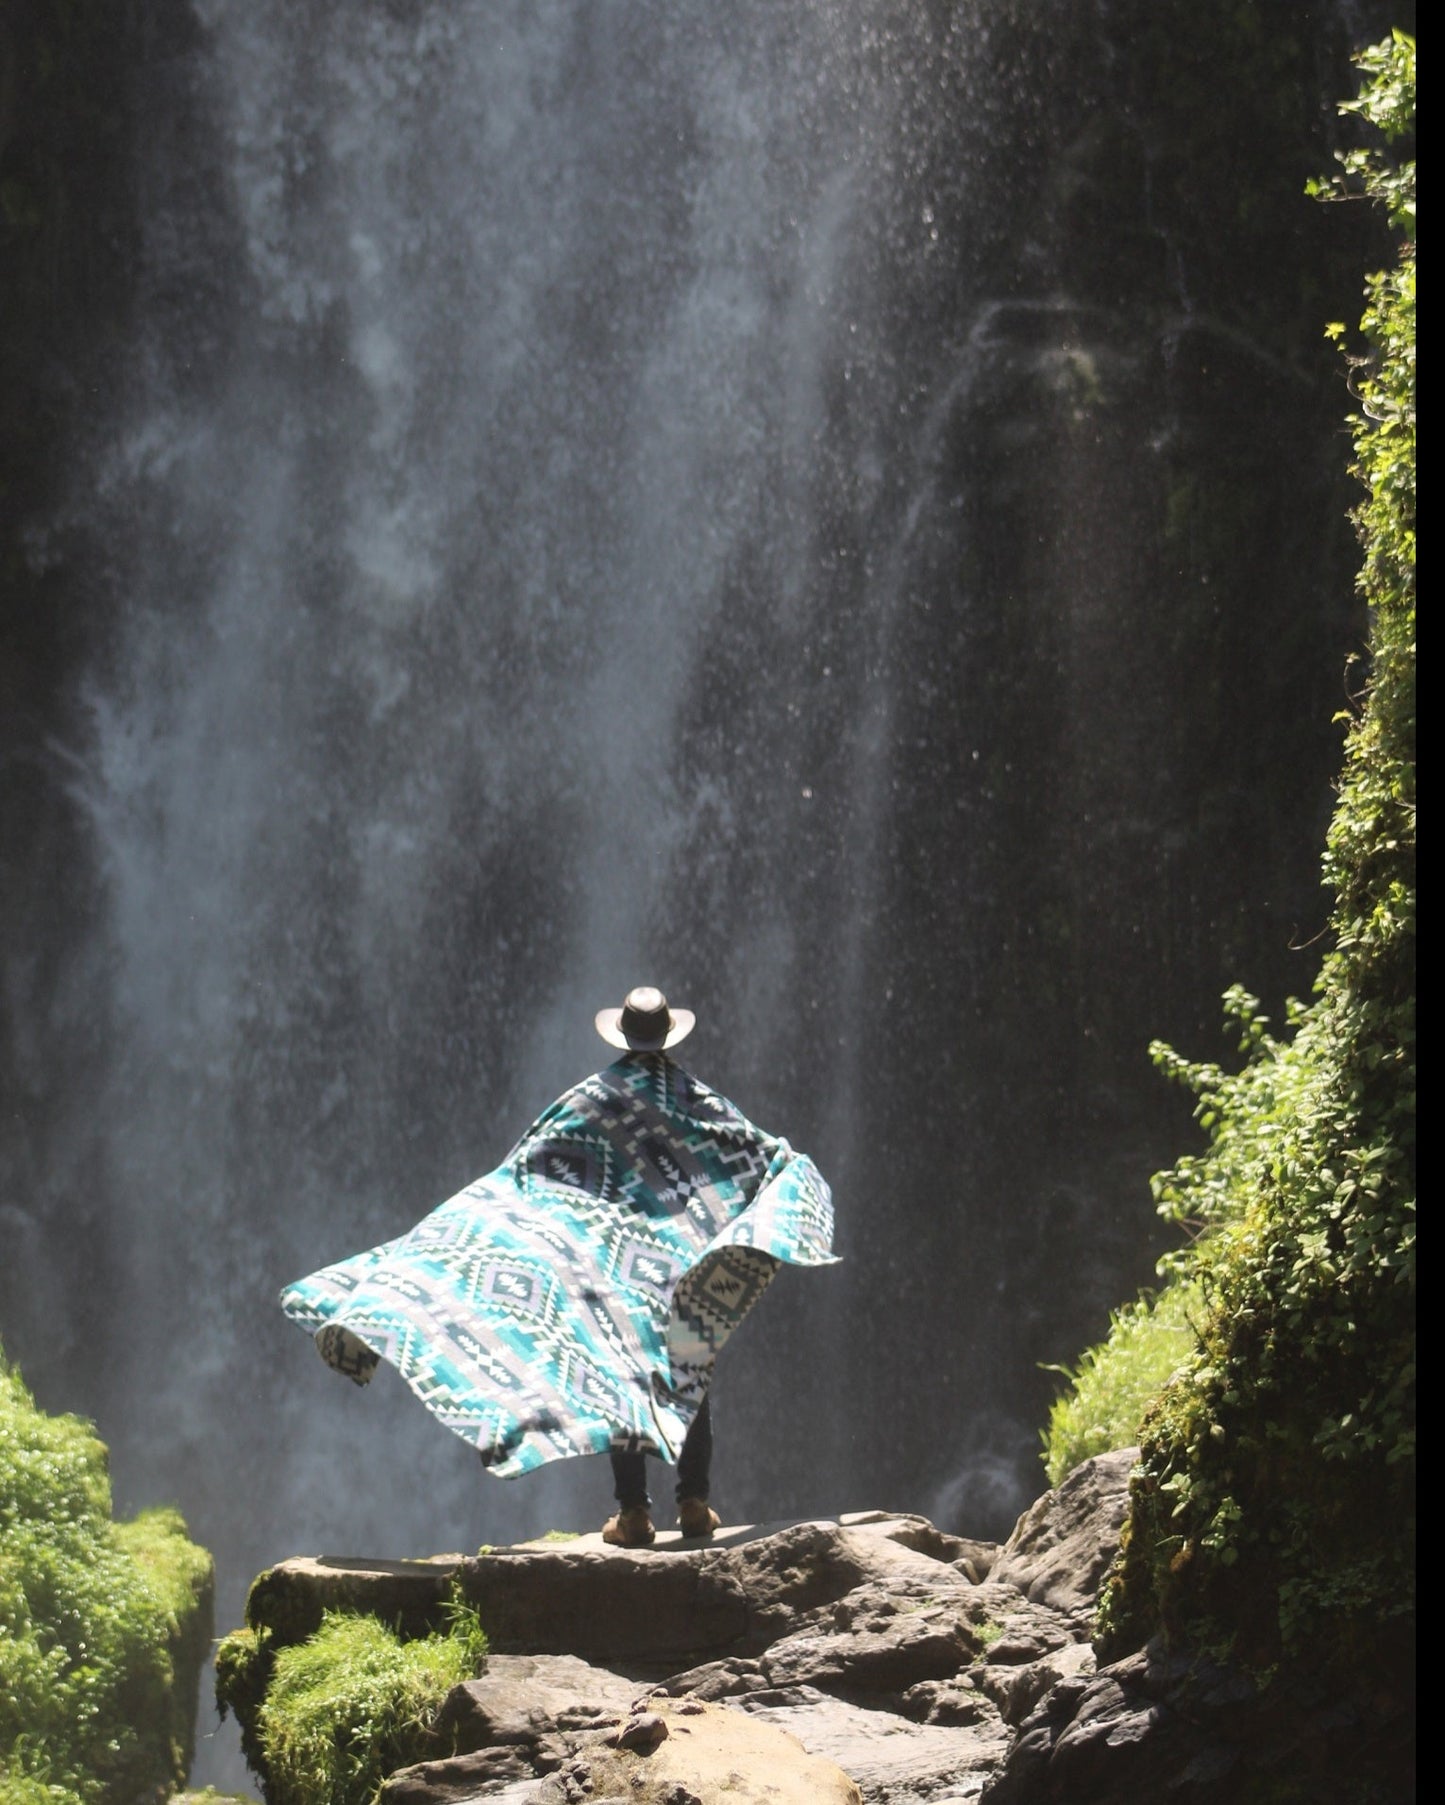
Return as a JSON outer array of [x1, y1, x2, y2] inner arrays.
[[215, 1450, 1410, 1805]]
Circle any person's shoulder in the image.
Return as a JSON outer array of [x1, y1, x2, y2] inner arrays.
[[669, 1063, 758, 1133]]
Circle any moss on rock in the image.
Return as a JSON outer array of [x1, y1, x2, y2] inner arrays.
[[215, 1594, 487, 1805]]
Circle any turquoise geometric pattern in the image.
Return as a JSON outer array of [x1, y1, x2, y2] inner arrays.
[[279, 1052, 837, 1476]]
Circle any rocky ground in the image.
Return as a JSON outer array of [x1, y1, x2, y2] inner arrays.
[[236, 1450, 1133, 1804], [224, 1445, 1411, 1803]]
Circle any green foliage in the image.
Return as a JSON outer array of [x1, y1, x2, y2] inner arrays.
[[1148, 987, 1321, 1262], [213, 1628, 275, 1786], [1309, 30, 1418, 236], [0, 1351, 215, 1804], [438, 1587, 490, 1673], [1041, 985, 1307, 1487], [216, 1577, 488, 1805], [1041, 1282, 1204, 1487], [238, 1610, 480, 1805], [0, 1775, 85, 1805], [1094, 34, 1415, 1699]]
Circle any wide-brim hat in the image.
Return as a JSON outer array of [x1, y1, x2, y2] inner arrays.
[[595, 985, 695, 1051]]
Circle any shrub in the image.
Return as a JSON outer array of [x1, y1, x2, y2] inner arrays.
[[0, 1351, 215, 1804]]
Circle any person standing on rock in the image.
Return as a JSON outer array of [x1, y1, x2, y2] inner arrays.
[[279, 984, 838, 1550]]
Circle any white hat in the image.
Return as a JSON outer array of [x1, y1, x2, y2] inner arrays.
[[595, 985, 696, 1051]]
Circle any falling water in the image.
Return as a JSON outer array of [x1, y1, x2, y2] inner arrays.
[[1, 0, 1391, 1786]]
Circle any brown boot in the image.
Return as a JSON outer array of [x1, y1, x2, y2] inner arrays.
[[677, 1497, 720, 1539], [601, 1505, 656, 1548]]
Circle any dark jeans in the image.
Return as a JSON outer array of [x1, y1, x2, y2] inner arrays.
[[611, 1395, 712, 1511]]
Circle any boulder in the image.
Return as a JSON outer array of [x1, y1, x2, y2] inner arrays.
[[533, 1694, 863, 1804], [988, 1448, 1136, 1621], [436, 1653, 638, 1753], [382, 1688, 864, 1805], [245, 1553, 464, 1646], [979, 1635, 1416, 1805]]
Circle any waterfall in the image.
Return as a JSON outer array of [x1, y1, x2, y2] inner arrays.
[[1, 0, 1386, 1787]]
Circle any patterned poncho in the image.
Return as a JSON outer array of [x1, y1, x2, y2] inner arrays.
[[280, 1052, 837, 1477]]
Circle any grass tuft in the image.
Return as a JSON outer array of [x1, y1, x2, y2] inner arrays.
[[1041, 1283, 1203, 1486], [255, 1611, 478, 1805]]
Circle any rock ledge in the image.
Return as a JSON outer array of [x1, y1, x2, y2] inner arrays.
[[233, 1455, 1136, 1803]]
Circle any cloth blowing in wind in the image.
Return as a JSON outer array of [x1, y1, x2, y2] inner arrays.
[[279, 988, 838, 1509]]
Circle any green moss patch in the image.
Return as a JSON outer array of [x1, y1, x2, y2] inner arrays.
[[216, 1597, 487, 1805]]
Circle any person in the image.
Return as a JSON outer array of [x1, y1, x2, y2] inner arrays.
[[279, 984, 837, 1548], [594, 987, 716, 1547]]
